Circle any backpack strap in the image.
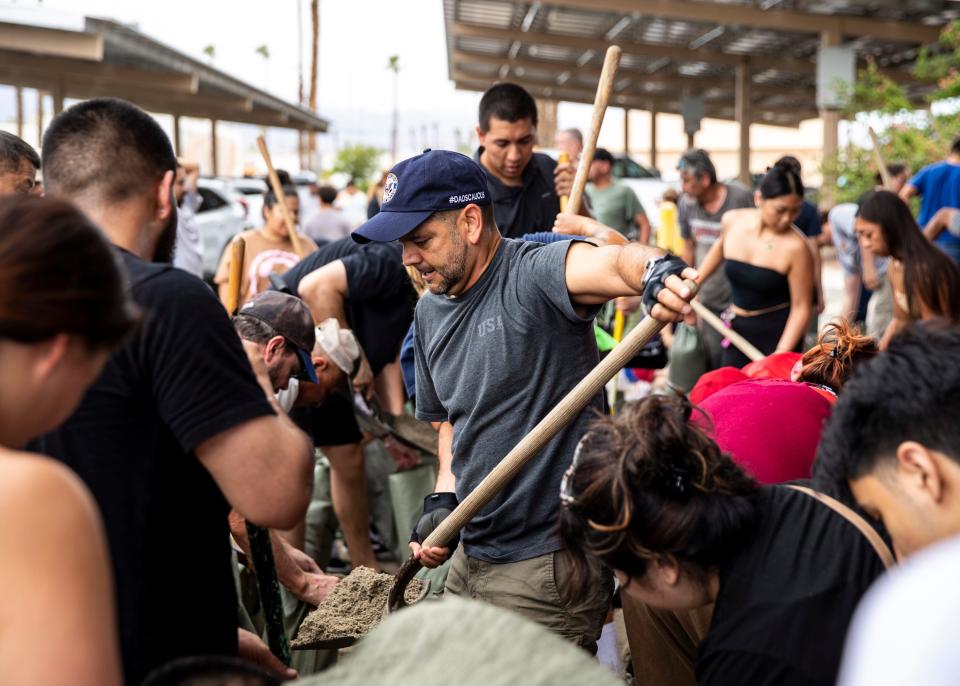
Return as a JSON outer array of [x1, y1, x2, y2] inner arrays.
[[787, 484, 896, 569]]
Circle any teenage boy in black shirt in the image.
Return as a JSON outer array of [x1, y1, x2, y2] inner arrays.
[[473, 83, 585, 238], [34, 98, 313, 684]]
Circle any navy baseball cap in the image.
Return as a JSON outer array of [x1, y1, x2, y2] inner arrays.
[[352, 149, 491, 243]]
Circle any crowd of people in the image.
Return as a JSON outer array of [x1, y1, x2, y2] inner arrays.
[[1, 73, 960, 686]]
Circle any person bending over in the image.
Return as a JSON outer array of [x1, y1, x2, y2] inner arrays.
[[854, 190, 960, 349], [560, 394, 888, 686]]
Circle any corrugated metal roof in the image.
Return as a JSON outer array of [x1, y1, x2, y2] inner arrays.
[[444, 0, 949, 126]]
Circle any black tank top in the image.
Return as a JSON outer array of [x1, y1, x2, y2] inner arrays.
[[724, 259, 790, 311]]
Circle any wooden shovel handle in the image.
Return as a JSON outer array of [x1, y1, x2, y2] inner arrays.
[[690, 300, 764, 362], [565, 46, 621, 216], [256, 135, 308, 257], [422, 278, 698, 548], [224, 236, 246, 315]]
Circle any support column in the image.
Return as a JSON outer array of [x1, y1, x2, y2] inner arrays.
[[623, 107, 630, 155], [210, 119, 219, 176], [15, 86, 23, 139], [36, 91, 44, 147], [173, 114, 182, 156], [535, 97, 558, 149], [649, 103, 658, 172], [52, 82, 64, 116], [686, 131, 695, 150], [735, 58, 752, 186], [819, 29, 842, 208]]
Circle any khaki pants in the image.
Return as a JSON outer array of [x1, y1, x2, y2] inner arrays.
[[444, 546, 612, 654], [621, 593, 714, 686]]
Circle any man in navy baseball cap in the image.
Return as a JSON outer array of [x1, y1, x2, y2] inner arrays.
[[348, 147, 701, 652], [352, 149, 490, 244]]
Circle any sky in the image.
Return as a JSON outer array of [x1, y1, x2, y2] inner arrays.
[[0, 0, 487, 161], [0, 0, 831, 179]]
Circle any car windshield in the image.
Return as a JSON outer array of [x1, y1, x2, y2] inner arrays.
[[613, 157, 659, 179]]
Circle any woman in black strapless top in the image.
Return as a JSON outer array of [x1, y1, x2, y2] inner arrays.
[[695, 163, 814, 367]]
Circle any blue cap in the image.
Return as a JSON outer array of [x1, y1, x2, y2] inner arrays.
[[352, 149, 491, 243]]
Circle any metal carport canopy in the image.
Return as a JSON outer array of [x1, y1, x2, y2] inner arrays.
[[0, 16, 329, 132], [442, 0, 950, 128]]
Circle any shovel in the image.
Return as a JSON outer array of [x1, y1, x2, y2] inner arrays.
[[388, 279, 698, 611]]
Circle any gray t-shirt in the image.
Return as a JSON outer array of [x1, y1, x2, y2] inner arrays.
[[413, 238, 601, 564], [678, 183, 754, 310], [304, 208, 353, 243]]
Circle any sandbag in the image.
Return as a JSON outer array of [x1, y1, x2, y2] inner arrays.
[[667, 322, 708, 392], [294, 596, 623, 686]]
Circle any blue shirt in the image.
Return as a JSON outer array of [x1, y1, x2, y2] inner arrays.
[[910, 161, 960, 259]]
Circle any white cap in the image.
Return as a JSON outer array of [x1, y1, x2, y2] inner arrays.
[[315, 318, 360, 375]]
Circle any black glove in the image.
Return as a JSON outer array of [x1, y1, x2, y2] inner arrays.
[[641, 254, 689, 315], [410, 492, 459, 550]]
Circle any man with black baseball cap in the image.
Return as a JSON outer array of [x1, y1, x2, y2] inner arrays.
[[234, 290, 319, 391], [353, 148, 697, 652]]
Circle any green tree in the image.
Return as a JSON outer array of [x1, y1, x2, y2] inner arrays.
[[827, 21, 960, 204], [202, 44, 216, 64], [331, 144, 382, 190]]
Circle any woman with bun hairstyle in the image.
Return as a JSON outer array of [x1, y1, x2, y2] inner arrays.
[[795, 319, 879, 396], [559, 394, 888, 686], [0, 195, 138, 685], [854, 190, 960, 349], [695, 162, 814, 367]]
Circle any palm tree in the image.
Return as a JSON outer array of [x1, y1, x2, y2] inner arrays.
[[255, 44, 270, 89], [387, 55, 400, 163]]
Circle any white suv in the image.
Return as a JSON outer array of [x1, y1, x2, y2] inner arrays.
[[194, 178, 246, 282]]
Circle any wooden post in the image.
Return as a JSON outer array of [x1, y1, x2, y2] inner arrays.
[[736, 58, 751, 186], [52, 82, 64, 116], [15, 86, 23, 140], [173, 114, 182, 156], [623, 107, 630, 155], [210, 119, 219, 176], [819, 29, 842, 208], [649, 103, 658, 172], [36, 90, 44, 147]]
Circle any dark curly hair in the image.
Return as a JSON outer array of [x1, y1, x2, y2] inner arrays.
[[558, 394, 759, 599]]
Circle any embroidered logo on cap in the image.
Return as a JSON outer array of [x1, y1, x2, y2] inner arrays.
[[448, 191, 486, 204], [383, 173, 399, 204]]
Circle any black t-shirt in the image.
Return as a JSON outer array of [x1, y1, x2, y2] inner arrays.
[[31, 250, 275, 685], [282, 237, 416, 374], [474, 148, 561, 238], [695, 485, 886, 686], [794, 200, 822, 238]]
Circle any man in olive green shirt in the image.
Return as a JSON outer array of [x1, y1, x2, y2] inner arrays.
[[585, 148, 650, 243]]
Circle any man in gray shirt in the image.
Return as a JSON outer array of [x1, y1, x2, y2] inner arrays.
[[352, 149, 696, 652], [677, 149, 754, 369]]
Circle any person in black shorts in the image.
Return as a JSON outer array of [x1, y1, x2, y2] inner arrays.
[[559, 394, 888, 686], [282, 236, 416, 569], [33, 98, 313, 684]]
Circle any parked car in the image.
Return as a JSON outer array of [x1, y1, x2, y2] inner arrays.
[[608, 154, 676, 231], [226, 177, 267, 229], [537, 147, 676, 231], [195, 177, 246, 282]]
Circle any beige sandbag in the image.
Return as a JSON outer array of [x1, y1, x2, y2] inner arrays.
[[294, 596, 622, 686]]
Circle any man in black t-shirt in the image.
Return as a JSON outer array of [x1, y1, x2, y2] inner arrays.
[[473, 83, 584, 238], [282, 237, 416, 570], [33, 98, 313, 684]]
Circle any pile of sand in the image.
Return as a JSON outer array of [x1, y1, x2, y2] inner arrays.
[[292, 566, 423, 646]]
